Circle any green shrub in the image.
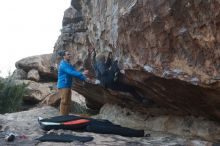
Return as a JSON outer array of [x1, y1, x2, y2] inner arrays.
[[0, 77, 28, 114]]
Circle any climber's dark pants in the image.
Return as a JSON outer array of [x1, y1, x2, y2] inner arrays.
[[59, 88, 71, 115]]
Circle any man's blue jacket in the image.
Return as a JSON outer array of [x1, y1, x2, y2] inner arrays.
[[57, 60, 86, 89]]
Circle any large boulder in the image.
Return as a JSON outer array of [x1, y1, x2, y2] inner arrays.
[[40, 92, 60, 107], [52, 0, 220, 122], [42, 0, 220, 140], [15, 54, 57, 81]]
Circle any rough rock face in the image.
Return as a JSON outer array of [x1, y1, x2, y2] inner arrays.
[[27, 69, 40, 82], [14, 80, 56, 102], [52, 0, 220, 121], [82, 0, 220, 86], [98, 104, 220, 141], [41, 90, 90, 114], [11, 69, 27, 80]]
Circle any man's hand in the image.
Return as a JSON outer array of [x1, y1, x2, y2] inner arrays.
[[83, 70, 89, 75], [84, 78, 92, 84], [84, 78, 97, 84]]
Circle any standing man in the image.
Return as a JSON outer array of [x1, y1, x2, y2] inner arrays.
[[57, 50, 88, 115]]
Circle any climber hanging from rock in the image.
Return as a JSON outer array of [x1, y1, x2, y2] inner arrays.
[[88, 48, 120, 88], [84, 47, 153, 106]]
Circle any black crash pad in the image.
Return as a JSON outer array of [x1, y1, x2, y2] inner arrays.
[[36, 133, 93, 143]]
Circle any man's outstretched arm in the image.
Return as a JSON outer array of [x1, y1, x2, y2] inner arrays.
[[63, 66, 87, 81]]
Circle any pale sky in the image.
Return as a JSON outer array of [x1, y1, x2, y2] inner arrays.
[[0, 0, 70, 77]]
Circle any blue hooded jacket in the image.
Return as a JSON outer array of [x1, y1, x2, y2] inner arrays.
[[57, 60, 86, 89]]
